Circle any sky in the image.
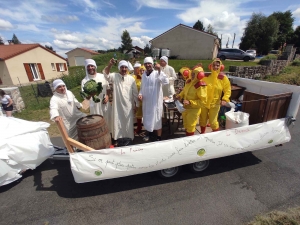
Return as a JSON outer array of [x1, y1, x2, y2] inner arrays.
[[0, 0, 300, 58]]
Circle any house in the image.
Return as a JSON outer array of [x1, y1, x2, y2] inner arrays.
[[0, 44, 68, 86], [66, 48, 100, 67], [124, 46, 144, 58], [149, 24, 219, 60]]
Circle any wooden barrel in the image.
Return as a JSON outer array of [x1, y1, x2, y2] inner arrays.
[[76, 115, 111, 150]]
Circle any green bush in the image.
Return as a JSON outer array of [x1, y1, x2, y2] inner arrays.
[[291, 59, 300, 66], [258, 55, 278, 65], [59, 66, 86, 89]]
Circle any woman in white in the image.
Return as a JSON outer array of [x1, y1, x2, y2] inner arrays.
[[50, 79, 86, 140], [160, 56, 177, 98], [0, 89, 13, 117]]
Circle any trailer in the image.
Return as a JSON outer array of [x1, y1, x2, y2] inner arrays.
[[1, 77, 300, 185]]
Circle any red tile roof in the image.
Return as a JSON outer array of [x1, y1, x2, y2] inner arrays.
[[0, 44, 67, 61], [65, 47, 100, 55]]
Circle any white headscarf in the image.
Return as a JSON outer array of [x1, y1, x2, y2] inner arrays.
[[134, 62, 141, 68], [118, 60, 129, 70], [144, 57, 153, 64], [160, 56, 168, 64], [127, 61, 134, 71], [84, 59, 97, 77], [52, 79, 72, 103]]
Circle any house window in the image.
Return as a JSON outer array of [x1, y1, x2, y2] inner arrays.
[[51, 63, 56, 71], [24, 63, 45, 82], [56, 63, 66, 72], [29, 64, 40, 80]]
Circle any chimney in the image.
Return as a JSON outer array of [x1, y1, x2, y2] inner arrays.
[[8, 40, 14, 45]]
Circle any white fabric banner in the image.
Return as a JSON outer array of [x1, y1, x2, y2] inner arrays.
[[70, 118, 291, 183], [0, 117, 55, 186]]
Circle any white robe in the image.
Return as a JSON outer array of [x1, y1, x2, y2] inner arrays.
[[81, 73, 111, 132], [50, 90, 86, 139], [103, 72, 139, 140], [139, 70, 169, 132], [161, 64, 177, 97]]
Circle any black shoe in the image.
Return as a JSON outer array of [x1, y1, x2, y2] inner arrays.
[[143, 135, 150, 142]]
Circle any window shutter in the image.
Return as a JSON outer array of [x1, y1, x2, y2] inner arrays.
[[0, 77, 2, 85], [24, 63, 34, 81], [37, 63, 45, 80], [56, 63, 60, 71], [64, 63, 67, 71]]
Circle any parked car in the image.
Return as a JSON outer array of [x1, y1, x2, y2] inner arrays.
[[269, 50, 279, 55], [246, 50, 257, 57], [217, 48, 255, 62]]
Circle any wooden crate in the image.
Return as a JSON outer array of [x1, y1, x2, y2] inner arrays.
[[242, 91, 292, 125]]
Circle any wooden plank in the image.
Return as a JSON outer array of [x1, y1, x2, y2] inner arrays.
[[67, 138, 93, 151], [55, 119, 74, 153]]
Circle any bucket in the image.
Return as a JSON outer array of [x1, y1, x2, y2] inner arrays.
[[76, 115, 111, 150], [225, 111, 249, 129]]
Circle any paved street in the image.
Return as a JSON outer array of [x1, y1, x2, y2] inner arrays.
[[1, 111, 300, 225]]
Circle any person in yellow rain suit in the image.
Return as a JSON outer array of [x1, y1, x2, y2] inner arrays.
[[199, 58, 231, 133], [132, 62, 145, 134], [174, 67, 207, 136]]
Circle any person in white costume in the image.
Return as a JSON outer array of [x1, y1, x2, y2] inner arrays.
[[81, 59, 111, 131], [138, 57, 169, 141], [50, 79, 86, 140], [103, 59, 139, 146], [160, 56, 177, 97]]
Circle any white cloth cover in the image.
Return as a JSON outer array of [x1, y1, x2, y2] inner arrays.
[[118, 60, 128, 70], [160, 56, 168, 64], [134, 62, 141, 68], [70, 118, 291, 183], [85, 59, 97, 69], [139, 70, 169, 132], [0, 117, 55, 186], [49, 90, 86, 139], [53, 79, 65, 91], [225, 111, 250, 129], [102, 71, 139, 140]]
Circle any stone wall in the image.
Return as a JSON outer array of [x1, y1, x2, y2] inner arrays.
[[228, 45, 297, 79], [1, 87, 25, 113]]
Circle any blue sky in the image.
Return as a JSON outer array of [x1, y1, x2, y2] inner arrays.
[[1, 0, 300, 57]]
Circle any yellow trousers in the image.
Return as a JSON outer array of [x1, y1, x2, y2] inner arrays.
[[199, 105, 220, 130], [182, 108, 201, 133]]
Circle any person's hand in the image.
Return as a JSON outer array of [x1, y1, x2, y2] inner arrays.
[[183, 100, 190, 105], [54, 116, 62, 122], [133, 106, 138, 113], [221, 100, 227, 106], [154, 63, 161, 72], [109, 58, 116, 66], [173, 94, 180, 101], [138, 95, 143, 101], [103, 95, 109, 104]]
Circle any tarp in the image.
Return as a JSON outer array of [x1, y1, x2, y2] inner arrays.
[[0, 117, 55, 186], [70, 118, 290, 183]]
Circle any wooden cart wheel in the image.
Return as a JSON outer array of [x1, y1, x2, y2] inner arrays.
[[188, 160, 209, 173], [158, 166, 180, 178]]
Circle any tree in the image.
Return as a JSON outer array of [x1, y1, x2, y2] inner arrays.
[[291, 26, 300, 48], [120, 30, 133, 52], [12, 34, 21, 44], [193, 20, 205, 31], [206, 24, 218, 35], [239, 13, 279, 55], [144, 44, 151, 55], [270, 10, 294, 49], [45, 45, 54, 51], [0, 37, 4, 45]]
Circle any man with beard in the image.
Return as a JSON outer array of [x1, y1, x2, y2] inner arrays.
[[103, 59, 139, 146], [138, 57, 169, 141], [81, 59, 111, 131]]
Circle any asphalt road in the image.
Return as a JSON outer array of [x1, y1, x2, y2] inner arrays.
[[1, 112, 300, 225]]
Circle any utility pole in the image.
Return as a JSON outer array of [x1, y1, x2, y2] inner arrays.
[[232, 33, 236, 48], [226, 37, 229, 48]]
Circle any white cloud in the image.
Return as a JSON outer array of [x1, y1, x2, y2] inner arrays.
[[134, 0, 191, 10], [293, 8, 300, 17], [16, 24, 40, 32], [132, 35, 152, 48], [41, 15, 79, 23], [0, 19, 14, 30], [54, 33, 82, 43], [53, 39, 78, 50]]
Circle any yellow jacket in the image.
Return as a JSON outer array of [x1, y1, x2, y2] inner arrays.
[[177, 79, 207, 109], [203, 70, 231, 108], [133, 75, 142, 92]]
